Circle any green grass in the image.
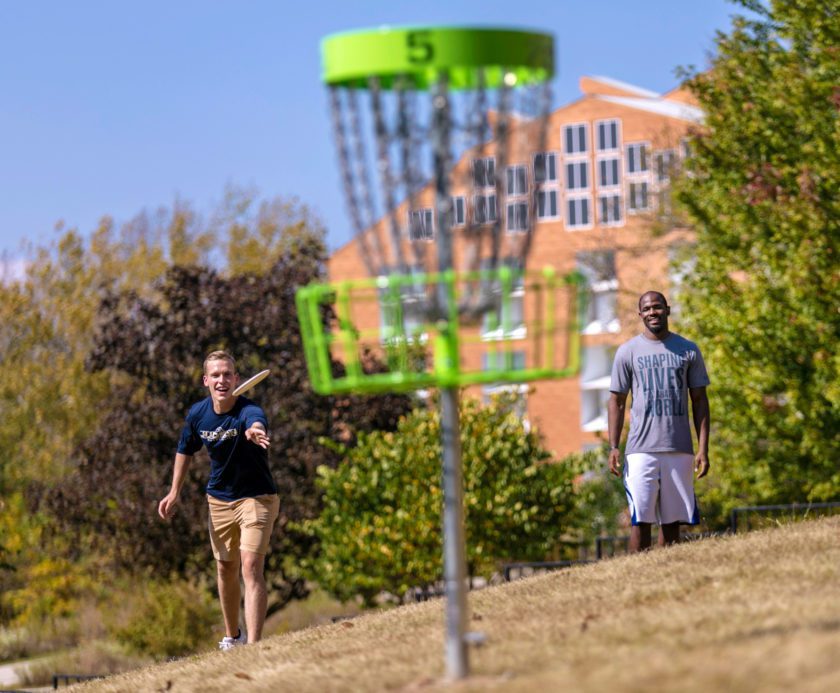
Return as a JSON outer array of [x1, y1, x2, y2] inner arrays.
[[75, 516, 840, 692]]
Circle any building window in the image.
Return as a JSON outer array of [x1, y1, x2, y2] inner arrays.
[[576, 251, 619, 334], [598, 194, 622, 226], [537, 189, 559, 219], [473, 157, 496, 188], [473, 194, 497, 225], [533, 152, 558, 184], [408, 208, 434, 241], [482, 268, 526, 340], [506, 165, 528, 196], [379, 266, 428, 343], [563, 123, 588, 155], [565, 161, 589, 190], [596, 119, 620, 152], [580, 344, 615, 432], [597, 157, 620, 188], [566, 196, 591, 229], [627, 181, 649, 212], [482, 349, 527, 372], [451, 196, 466, 226], [506, 201, 529, 233], [625, 143, 649, 174], [655, 150, 677, 183]]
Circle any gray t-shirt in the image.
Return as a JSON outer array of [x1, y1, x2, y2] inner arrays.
[[610, 332, 710, 455]]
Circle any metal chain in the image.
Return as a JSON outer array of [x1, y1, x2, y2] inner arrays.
[[369, 76, 407, 275], [397, 78, 428, 272], [328, 86, 376, 276], [347, 88, 386, 274], [519, 81, 552, 266]]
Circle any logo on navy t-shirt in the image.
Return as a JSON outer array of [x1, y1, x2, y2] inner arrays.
[[200, 427, 238, 443]]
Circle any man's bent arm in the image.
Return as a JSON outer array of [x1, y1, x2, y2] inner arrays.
[[158, 453, 192, 520], [607, 391, 628, 476], [689, 387, 710, 478]]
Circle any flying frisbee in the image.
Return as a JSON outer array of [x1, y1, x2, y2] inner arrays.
[[232, 369, 271, 397]]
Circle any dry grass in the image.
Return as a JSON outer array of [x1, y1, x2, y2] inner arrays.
[[75, 517, 840, 692]]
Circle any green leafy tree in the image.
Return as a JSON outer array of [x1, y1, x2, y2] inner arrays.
[[43, 239, 411, 615], [0, 217, 179, 622], [302, 396, 592, 606], [1, 189, 410, 626], [675, 0, 840, 524]]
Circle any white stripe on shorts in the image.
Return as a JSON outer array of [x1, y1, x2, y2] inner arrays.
[[623, 452, 699, 525]]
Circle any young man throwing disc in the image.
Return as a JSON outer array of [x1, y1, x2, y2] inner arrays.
[[158, 350, 279, 649], [608, 291, 711, 552]]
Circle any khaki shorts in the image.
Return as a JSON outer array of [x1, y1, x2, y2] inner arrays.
[[207, 494, 280, 561]]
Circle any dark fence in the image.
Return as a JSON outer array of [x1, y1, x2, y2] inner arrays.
[[730, 501, 840, 534], [595, 535, 629, 559], [53, 673, 105, 688], [502, 560, 593, 581]]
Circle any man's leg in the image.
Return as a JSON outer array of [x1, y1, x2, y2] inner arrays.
[[624, 453, 659, 553], [217, 557, 241, 638], [629, 522, 652, 552], [659, 453, 698, 539], [659, 522, 681, 546], [241, 550, 267, 642]]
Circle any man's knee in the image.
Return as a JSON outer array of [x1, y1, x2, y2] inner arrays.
[[217, 558, 240, 580], [240, 552, 266, 585]]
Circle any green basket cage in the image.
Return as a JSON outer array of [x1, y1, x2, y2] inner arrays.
[[296, 266, 585, 395]]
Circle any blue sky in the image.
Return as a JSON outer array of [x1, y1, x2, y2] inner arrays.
[[0, 1, 743, 263]]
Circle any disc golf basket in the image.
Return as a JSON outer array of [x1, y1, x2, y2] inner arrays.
[[296, 25, 580, 680]]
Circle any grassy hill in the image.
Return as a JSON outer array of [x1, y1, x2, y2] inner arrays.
[[77, 517, 840, 692]]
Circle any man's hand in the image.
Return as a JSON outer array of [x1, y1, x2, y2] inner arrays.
[[245, 424, 270, 449], [158, 492, 178, 520], [608, 447, 623, 477], [695, 451, 710, 479]]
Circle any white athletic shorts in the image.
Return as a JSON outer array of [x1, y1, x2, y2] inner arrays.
[[623, 452, 699, 526]]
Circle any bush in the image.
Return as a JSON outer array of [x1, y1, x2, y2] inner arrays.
[[301, 395, 594, 605], [109, 577, 219, 659], [3, 556, 95, 630]]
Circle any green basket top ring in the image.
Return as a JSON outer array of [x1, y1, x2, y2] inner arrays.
[[321, 25, 554, 90]]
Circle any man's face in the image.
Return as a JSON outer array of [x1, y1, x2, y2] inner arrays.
[[203, 358, 240, 403], [639, 293, 670, 334]]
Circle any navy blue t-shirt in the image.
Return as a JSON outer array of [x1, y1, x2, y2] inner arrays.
[[177, 396, 277, 502]]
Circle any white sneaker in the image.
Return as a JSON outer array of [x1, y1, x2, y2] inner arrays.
[[218, 629, 246, 651]]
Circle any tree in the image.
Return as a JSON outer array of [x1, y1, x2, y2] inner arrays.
[[0, 218, 176, 622], [675, 0, 840, 524], [302, 396, 594, 606], [44, 243, 412, 614], [0, 188, 412, 626]]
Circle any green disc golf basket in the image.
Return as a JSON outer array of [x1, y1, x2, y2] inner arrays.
[[297, 25, 584, 395], [297, 265, 584, 394], [297, 25, 580, 680]]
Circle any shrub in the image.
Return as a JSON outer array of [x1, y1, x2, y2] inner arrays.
[[301, 395, 593, 605], [109, 577, 219, 659]]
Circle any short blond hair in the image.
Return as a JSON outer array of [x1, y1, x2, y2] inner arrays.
[[203, 350, 236, 374]]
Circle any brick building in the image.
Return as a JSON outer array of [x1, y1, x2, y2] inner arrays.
[[327, 75, 702, 458]]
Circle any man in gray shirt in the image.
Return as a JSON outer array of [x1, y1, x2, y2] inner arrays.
[[608, 291, 711, 552]]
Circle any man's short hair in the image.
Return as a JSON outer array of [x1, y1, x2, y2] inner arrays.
[[204, 350, 237, 374], [638, 291, 668, 310]]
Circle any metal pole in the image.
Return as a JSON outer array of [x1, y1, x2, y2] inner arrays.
[[431, 72, 469, 680], [440, 385, 468, 679]]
